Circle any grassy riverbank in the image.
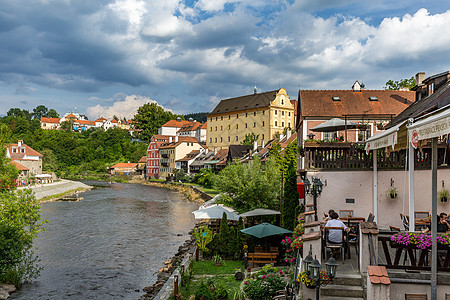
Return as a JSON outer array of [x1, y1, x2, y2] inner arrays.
[[39, 187, 90, 203]]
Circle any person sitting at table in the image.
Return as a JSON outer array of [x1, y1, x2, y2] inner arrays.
[[323, 209, 336, 220], [325, 212, 350, 243], [422, 213, 449, 233]]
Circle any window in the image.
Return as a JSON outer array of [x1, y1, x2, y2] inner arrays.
[[215, 126, 217, 131], [288, 122, 291, 128], [262, 121, 265, 126], [210, 127, 212, 131], [236, 114, 239, 118], [210, 138, 212, 143], [215, 137, 217, 143], [221, 116, 223, 120], [216, 117, 218, 121], [288, 112, 291, 116], [228, 125, 231, 130], [282, 122, 284, 127], [282, 111, 284, 116], [235, 136, 238, 141], [236, 124, 238, 129], [275, 110, 277, 115], [246, 113, 248, 117], [220, 137, 222, 142], [254, 112, 256, 116], [281, 99, 284, 105], [275, 121, 278, 127], [253, 122, 256, 127], [210, 118, 212, 122], [220, 126, 223, 130], [229, 115, 231, 120], [245, 123, 247, 128], [262, 134, 264, 140], [262, 111, 265, 115], [228, 136, 230, 142]]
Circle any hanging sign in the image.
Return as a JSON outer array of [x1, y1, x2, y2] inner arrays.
[[410, 130, 419, 149]]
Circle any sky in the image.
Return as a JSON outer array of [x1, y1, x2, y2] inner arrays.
[[1, 0, 450, 120]]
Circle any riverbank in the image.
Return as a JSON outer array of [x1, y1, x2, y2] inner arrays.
[[17, 179, 92, 202]]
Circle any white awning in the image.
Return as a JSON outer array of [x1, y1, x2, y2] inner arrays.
[[408, 105, 450, 144], [365, 121, 407, 152], [35, 174, 52, 178]]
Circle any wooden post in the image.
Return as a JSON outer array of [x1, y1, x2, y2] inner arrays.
[[174, 274, 179, 298], [195, 245, 199, 261]]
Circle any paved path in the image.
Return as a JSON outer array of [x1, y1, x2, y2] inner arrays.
[[17, 179, 92, 200]]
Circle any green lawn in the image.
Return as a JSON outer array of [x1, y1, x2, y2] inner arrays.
[[182, 183, 221, 197], [179, 260, 244, 300]]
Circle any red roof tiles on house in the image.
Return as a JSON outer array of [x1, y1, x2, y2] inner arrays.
[[7, 142, 43, 158], [299, 90, 414, 118], [367, 266, 390, 285], [95, 117, 107, 122], [159, 136, 200, 149], [65, 113, 77, 119], [10, 161, 29, 170], [110, 163, 137, 168], [111, 119, 119, 123], [76, 120, 95, 125], [138, 156, 147, 163], [177, 122, 203, 133], [161, 119, 193, 128], [41, 117, 61, 124]]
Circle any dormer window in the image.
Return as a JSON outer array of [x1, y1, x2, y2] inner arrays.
[[332, 96, 341, 101], [21, 148, 25, 153], [369, 96, 378, 101]]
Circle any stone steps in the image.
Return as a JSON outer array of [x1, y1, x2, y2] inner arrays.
[[332, 274, 363, 286], [320, 296, 364, 300], [320, 284, 364, 298]]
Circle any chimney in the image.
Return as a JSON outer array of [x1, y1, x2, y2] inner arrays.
[[416, 72, 425, 86], [18, 140, 23, 147], [175, 136, 178, 142], [253, 141, 258, 151], [169, 136, 173, 143], [261, 139, 265, 148], [286, 129, 292, 140], [176, 117, 181, 122]]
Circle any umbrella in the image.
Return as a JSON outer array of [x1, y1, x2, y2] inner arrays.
[[310, 118, 357, 132], [192, 205, 240, 221], [240, 223, 292, 238], [240, 208, 281, 218]]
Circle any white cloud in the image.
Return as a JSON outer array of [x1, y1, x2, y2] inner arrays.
[[86, 95, 171, 120]]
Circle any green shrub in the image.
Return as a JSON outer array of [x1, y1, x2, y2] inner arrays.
[[243, 273, 285, 300], [195, 282, 214, 300], [213, 284, 228, 300]]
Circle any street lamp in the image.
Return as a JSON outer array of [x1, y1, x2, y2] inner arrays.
[[302, 246, 338, 300], [303, 177, 323, 221]]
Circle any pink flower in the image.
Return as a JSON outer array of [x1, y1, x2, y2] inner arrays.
[[244, 281, 247, 285]]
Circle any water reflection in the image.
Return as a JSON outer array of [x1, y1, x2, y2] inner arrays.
[[11, 181, 199, 300]]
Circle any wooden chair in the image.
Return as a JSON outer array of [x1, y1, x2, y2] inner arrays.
[[400, 213, 410, 231], [446, 293, 450, 300], [405, 294, 427, 300], [415, 211, 430, 220], [339, 210, 354, 219], [323, 227, 346, 264], [254, 246, 264, 252], [389, 225, 401, 232]]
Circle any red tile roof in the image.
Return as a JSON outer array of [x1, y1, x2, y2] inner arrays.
[[110, 163, 137, 168], [65, 113, 77, 119], [76, 120, 95, 125], [10, 161, 29, 170], [41, 117, 60, 124], [161, 119, 193, 128], [367, 266, 390, 285], [201, 122, 207, 129], [7, 142, 43, 158], [160, 136, 200, 149], [111, 119, 118, 123], [138, 156, 147, 163], [95, 117, 107, 122], [177, 122, 203, 133], [299, 90, 414, 118]]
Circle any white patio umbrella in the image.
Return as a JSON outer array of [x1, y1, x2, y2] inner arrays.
[[310, 118, 357, 132], [240, 208, 281, 217], [192, 205, 240, 221]]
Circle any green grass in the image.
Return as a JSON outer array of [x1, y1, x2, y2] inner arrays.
[[182, 183, 221, 197], [178, 260, 245, 300]]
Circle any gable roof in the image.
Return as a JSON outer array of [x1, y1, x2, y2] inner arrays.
[[299, 89, 414, 118], [65, 113, 77, 119], [138, 156, 147, 163], [7, 142, 43, 159], [75, 120, 95, 125], [161, 119, 192, 128], [159, 136, 200, 149], [95, 117, 107, 122], [387, 79, 450, 129], [177, 122, 203, 133], [208, 90, 279, 116], [227, 145, 253, 161], [41, 117, 60, 124]]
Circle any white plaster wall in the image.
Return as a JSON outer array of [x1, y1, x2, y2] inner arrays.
[[390, 283, 450, 300], [307, 169, 450, 229]]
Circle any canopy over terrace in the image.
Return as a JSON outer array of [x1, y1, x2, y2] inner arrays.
[[364, 120, 408, 224]]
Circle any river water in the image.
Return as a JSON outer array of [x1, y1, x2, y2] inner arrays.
[[10, 181, 199, 300]]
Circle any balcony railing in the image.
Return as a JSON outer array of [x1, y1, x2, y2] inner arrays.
[[303, 141, 449, 170]]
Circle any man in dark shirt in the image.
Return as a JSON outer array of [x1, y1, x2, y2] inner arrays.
[[423, 213, 449, 233]]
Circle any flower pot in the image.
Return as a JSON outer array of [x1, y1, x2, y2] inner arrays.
[[304, 282, 316, 289]]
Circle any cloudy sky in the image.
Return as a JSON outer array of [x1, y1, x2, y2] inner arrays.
[[1, 0, 449, 119]]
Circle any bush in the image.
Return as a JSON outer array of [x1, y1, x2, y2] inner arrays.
[[195, 282, 214, 300], [213, 284, 228, 300], [243, 274, 285, 300]]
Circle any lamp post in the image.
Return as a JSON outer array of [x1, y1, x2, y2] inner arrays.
[[303, 246, 338, 300], [303, 177, 323, 221]]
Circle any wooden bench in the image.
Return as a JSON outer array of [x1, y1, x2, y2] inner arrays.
[[248, 252, 277, 267]]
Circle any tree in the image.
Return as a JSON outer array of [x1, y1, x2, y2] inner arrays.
[[215, 156, 281, 212], [47, 109, 59, 118], [0, 142, 46, 286], [133, 103, 183, 142], [241, 133, 259, 145], [31, 105, 48, 120], [384, 76, 416, 90], [60, 120, 73, 131], [282, 159, 299, 231]]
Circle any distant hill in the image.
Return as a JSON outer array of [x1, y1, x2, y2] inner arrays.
[[183, 112, 208, 123]]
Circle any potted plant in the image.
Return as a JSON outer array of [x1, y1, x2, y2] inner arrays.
[[212, 254, 223, 266], [439, 189, 449, 203], [388, 187, 398, 199]]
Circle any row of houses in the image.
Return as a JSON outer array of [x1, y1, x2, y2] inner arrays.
[[41, 113, 135, 132]]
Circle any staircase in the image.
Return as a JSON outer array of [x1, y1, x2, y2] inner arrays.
[[319, 273, 365, 300]]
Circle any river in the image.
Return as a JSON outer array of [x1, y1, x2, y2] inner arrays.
[[10, 181, 199, 300]]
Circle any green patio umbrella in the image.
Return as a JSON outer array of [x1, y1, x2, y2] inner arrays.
[[240, 223, 292, 238]]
